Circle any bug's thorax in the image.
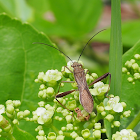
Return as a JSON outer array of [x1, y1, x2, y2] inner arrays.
[[71, 62, 85, 81], [71, 62, 84, 73]]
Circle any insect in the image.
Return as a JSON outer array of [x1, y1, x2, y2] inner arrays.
[[33, 29, 111, 115]]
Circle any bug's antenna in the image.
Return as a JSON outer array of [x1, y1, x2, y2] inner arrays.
[[33, 42, 73, 61], [77, 29, 106, 61]]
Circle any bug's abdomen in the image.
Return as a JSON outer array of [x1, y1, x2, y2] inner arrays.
[[79, 87, 93, 114]]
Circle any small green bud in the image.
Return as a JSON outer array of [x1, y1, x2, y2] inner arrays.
[[33, 115, 38, 121], [132, 82, 135, 84], [36, 125, 43, 131], [58, 130, 63, 135], [60, 83, 64, 87], [121, 102, 126, 109], [105, 114, 114, 122], [17, 111, 24, 119], [127, 72, 130, 75], [123, 110, 131, 117], [90, 112, 96, 118], [75, 137, 84, 140], [91, 73, 98, 79], [38, 130, 45, 136], [111, 124, 114, 128], [113, 121, 120, 127], [125, 61, 132, 68], [61, 127, 66, 131], [62, 109, 69, 117], [54, 116, 59, 120], [56, 135, 65, 140], [130, 59, 135, 64], [46, 87, 55, 97], [131, 132, 137, 138], [134, 54, 140, 60], [70, 131, 78, 139], [13, 100, 21, 108], [132, 63, 139, 70], [47, 132, 56, 140], [101, 111, 106, 117], [71, 82, 77, 89], [24, 110, 30, 117], [38, 91, 44, 98], [39, 84, 45, 90], [66, 124, 73, 130], [3, 124, 12, 132], [127, 77, 133, 82], [6, 105, 14, 114], [101, 129, 106, 133], [6, 100, 13, 106], [134, 73, 140, 80], [93, 130, 101, 139], [122, 67, 127, 73], [38, 101, 45, 107], [97, 105, 104, 113], [81, 129, 90, 138], [58, 117, 63, 121], [66, 100, 76, 111], [36, 135, 47, 140], [38, 72, 45, 81], [56, 107, 63, 113], [74, 127, 78, 130], [94, 123, 101, 130], [55, 97, 66, 105], [34, 79, 39, 83], [13, 119, 19, 125], [66, 115, 72, 123]]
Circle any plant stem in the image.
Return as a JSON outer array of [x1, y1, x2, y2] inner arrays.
[[127, 111, 140, 129], [107, 0, 122, 139], [51, 124, 59, 134]]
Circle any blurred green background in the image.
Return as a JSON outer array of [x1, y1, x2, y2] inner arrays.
[[0, 0, 140, 75]]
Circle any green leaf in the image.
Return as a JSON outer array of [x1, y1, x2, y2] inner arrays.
[[12, 125, 36, 140], [0, 13, 66, 136], [94, 20, 140, 48], [27, 0, 103, 39], [0, 0, 33, 22], [105, 0, 122, 139], [121, 39, 140, 138]]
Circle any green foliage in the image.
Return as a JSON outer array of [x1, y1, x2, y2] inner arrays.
[[0, 13, 66, 138], [0, 0, 103, 39], [121, 39, 140, 138], [94, 20, 140, 48], [13, 125, 36, 140]]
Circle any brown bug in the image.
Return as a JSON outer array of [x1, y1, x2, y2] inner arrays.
[[33, 29, 111, 115]]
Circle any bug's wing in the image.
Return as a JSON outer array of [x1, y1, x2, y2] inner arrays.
[[79, 87, 93, 114]]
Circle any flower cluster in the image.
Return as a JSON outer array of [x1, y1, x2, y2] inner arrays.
[[0, 60, 137, 140], [0, 100, 30, 137], [112, 129, 137, 140], [35, 69, 63, 99], [32, 60, 136, 139], [122, 54, 140, 84]]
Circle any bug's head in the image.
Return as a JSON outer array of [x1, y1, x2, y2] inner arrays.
[[71, 62, 82, 68]]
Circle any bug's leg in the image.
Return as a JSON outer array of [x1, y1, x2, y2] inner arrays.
[[62, 66, 73, 73], [57, 80, 75, 94], [85, 69, 96, 81], [55, 89, 78, 117], [88, 72, 111, 97]]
